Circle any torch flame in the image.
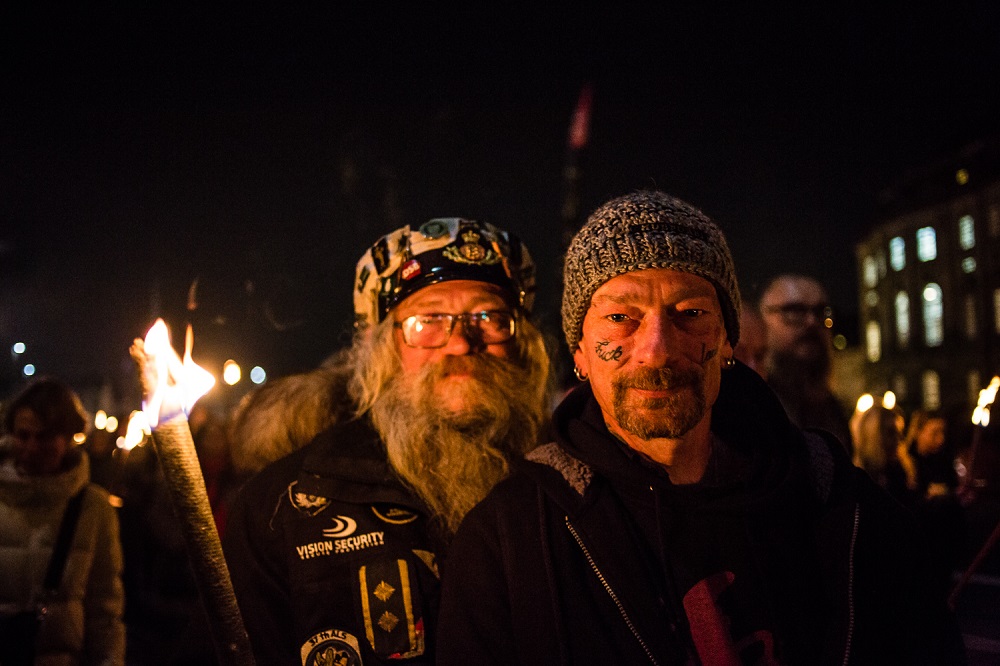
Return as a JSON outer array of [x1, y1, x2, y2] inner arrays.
[[138, 319, 216, 428], [120, 410, 151, 450], [972, 375, 1000, 426]]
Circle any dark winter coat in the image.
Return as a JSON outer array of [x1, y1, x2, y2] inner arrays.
[[224, 418, 442, 666], [437, 363, 964, 665]]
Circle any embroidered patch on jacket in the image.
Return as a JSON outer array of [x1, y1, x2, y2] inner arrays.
[[358, 559, 425, 659], [288, 481, 331, 516], [296, 531, 386, 560], [323, 515, 358, 538], [299, 628, 363, 666], [371, 504, 419, 525]]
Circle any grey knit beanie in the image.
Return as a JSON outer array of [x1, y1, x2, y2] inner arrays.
[[562, 190, 741, 351]]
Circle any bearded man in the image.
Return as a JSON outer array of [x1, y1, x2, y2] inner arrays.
[[223, 218, 550, 666], [759, 274, 853, 451], [437, 191, 963, 665]]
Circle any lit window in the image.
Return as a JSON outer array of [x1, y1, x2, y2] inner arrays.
[[995, 288, 1000, 334], [866, 321, 881, 362], [917, 227, 937, 262], [895, 291, 910, 348], [965, 294, 977, 339], [956, 169, 969, 185], [922, 370, 940, 410], [889, 237, 906, 271], [892, 374, 907, 401], [863, 255, 877, 287], [923, 283, 943, 347], [865, 291, 879, 307], [959, 215, 975, 249], [962, 257, 977, 273]]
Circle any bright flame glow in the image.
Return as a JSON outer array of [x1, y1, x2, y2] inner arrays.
[[95, 410, 108, 430], [856, 394, 874, 413], [972, 376, 1000, 426], [73, 433, 86, 444], [882, 391, 896, 410], [105, 416, 119, 433], [120, 410, 150, 450], [223, 360, 242, 386], [140, 320, 216, 428]]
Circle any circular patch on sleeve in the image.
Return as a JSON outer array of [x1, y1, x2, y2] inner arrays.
[[300, 629, 364, 666]]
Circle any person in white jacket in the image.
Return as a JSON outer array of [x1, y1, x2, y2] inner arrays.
[[0, 378, 125, 666]]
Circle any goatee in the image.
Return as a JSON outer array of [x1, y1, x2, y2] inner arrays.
[[611, 364, 706, 440]]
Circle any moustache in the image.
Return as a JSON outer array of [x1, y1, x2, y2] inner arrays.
[[613, 365, 702, 392], [417, 353, 521, 388]]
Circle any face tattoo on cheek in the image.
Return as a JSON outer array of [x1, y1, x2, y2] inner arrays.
[[595, 340, 624, 362], [701, 343, 718, 364]]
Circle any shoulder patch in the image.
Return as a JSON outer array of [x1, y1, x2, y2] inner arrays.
[[288, 481, 331, 516], [300, 628, 364, 666], [371, 504, 419, 525], [526, 442, 593, 496]]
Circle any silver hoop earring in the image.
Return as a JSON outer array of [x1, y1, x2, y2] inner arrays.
[[573, 366, 588, 382]]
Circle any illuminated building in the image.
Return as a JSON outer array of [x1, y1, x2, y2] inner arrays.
[[855, 137, 1000, 415]]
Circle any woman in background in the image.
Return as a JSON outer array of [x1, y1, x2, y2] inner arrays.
[[0, 378, 125, 665]]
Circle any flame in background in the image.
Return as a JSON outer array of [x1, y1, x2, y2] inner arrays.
[[119, 410, 151, 450], [972, 376, 999, 427]]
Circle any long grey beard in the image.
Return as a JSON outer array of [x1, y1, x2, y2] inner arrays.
[[370, 354, 542, 537]]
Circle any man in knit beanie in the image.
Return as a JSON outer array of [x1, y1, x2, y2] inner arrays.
[[438, 190, 963, 664]]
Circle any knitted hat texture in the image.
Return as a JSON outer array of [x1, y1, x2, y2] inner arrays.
[[561, 191, 741, 351]]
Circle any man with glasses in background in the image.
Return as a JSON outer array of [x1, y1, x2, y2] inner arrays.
[[224, 218, 550, 666], [760, 274, 853, 451]]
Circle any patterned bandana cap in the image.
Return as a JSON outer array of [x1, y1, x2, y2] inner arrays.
[[354, 218, 536, 328], [561, 190, 741, 351]]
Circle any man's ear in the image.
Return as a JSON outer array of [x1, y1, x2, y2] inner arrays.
[[572, 346, 588, 376]]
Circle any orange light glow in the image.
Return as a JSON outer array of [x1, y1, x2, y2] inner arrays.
[[972, 376, 999, 426], [120, 410, 150, 450]]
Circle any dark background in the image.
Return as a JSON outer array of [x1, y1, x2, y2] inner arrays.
[[2, 4, 999, 400]]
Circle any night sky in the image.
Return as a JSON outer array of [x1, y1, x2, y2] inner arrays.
[[2, 4, 999, 400]]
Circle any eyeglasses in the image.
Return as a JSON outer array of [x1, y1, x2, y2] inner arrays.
[[763, 303, 833, 327], [394, 311, 517, 349]]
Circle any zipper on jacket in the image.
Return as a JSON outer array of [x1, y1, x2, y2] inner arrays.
[[565, 517, 662, 666], [841, 503, 860, 666]]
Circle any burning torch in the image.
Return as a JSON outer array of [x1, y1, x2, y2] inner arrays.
[[949, 374, 999, 611], [130, 319, 255, 665]]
